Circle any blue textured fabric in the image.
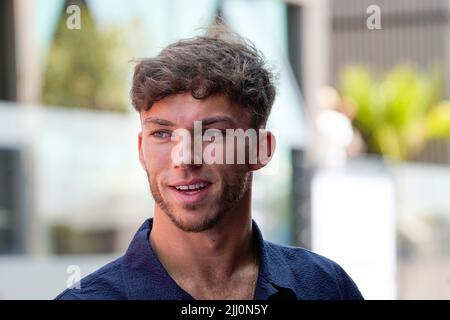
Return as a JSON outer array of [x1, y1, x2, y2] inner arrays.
[[55, 218, 364, 300]]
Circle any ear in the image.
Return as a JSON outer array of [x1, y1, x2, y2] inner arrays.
[[249, 130, 276, 171], [138, 131, 146, 170]]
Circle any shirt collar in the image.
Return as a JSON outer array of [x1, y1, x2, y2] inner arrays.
[[121, 219, 193, 300], [121, 218, 297, 300], [252, 219, 298, 299]]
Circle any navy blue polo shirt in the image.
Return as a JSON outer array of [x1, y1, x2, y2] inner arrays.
[[55, 218, 363, 300]]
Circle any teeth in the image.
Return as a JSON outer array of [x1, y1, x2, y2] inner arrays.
[[175, 182, 207, 191]]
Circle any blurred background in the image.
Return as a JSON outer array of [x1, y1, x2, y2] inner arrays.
[[1, 0, 450, 299]]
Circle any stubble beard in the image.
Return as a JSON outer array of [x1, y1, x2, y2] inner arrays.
[[145, 167, 251, 232]]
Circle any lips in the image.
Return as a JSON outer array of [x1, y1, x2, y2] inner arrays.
[[168, 179, 212, 205], [174, 181, 208, 191]]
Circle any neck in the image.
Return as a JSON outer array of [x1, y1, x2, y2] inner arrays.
[[150, 189, 255, 280]]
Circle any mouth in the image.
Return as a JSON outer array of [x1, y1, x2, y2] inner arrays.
[[168, 180, 212, 206]]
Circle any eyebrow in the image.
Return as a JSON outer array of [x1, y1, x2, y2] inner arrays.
[[143, 117, 175, 127], [200, 116, 236, 126], [143, 116, 236, 127]]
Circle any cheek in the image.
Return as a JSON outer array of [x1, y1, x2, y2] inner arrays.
[[222, 141, 248, 165], [222, 164, 249, 183], [142, 142, 173, 172], [211, 164, 234, 185]]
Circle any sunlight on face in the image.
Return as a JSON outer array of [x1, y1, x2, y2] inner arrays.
[[138, 93, 254, 232]]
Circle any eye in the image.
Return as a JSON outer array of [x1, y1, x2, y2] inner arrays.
[[203, 129, 225, 141], [151, 130, 171, 139]]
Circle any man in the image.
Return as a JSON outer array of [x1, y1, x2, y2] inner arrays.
[[56, 26, 363, 300]]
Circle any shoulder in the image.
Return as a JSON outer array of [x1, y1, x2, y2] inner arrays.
[[265, 241, 342, 276], [264, 241, 364, 300], [55, 256, 128, 300]]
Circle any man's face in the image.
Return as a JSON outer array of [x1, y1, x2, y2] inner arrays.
[[138, 93, 255, 232]]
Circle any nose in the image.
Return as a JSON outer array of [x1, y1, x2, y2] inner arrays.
[[171, 132, 203, 168], [179, 162, 202, 170]]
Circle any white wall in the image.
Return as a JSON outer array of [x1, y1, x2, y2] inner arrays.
[[311, 159, 397, 299]]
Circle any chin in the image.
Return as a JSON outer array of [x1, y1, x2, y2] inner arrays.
[[168, 208, 222, 233]]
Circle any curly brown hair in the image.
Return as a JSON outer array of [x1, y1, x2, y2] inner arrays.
[[130, 25, 277, 128]]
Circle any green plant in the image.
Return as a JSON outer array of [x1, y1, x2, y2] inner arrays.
[[339, 64, 450, 160], [42, 1, 128, 112]]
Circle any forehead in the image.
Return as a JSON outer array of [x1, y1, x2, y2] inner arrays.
[[140, 93, 250, 127]]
